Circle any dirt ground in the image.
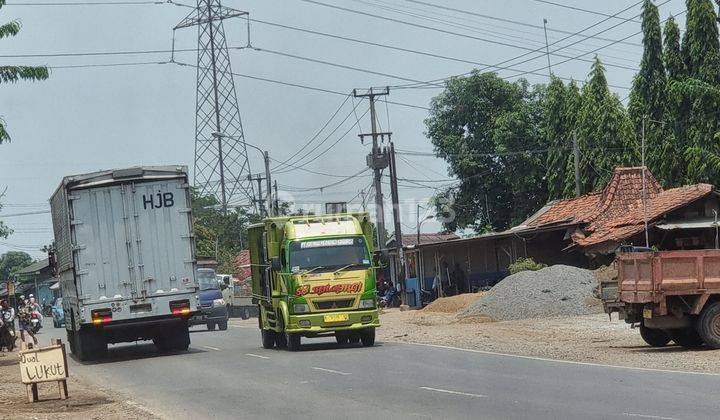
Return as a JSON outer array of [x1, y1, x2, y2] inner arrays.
[[0, 348, 157, 420], [378, 309, 720, 374]]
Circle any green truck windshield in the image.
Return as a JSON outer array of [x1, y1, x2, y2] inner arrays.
[[289, 237, 370, 272]]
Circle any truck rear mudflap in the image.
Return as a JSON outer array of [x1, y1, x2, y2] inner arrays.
[[83, 314, 192, 344], [286, 309, 380, 334]]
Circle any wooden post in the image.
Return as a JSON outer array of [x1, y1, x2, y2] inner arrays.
[[52, 338, 69, 400]]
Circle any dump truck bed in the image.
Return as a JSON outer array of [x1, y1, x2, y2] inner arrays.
[[616, 249, 720, 304]]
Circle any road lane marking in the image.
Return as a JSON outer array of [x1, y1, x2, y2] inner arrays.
[[420, 387, 487, 399], [311, 367, 351, 376], [245, 353, 270, 359], [202, 345, 222, 351], [623, 413, 680, 420], [403, 342, 720, 377]]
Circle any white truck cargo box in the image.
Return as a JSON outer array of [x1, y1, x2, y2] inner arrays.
[[50, 166, 198, 360]]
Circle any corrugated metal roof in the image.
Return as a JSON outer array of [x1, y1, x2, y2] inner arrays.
[[15, 258, 49, 276]]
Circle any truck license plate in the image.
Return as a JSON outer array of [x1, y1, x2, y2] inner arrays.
[[324, 313, 349, 323], [643, 308, 653, 319]]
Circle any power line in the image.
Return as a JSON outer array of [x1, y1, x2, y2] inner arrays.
[[528, 0, 642, 23], [401, 0, 641, 48], [299, 0, 639, 72], [6, 1, 163, 5], [279, 167, 371, 192], [275, 107, 372, 174], [43, 59, 430, 110], [351, 0, 640, 67], [0, 210, 51, 218], [390, 0, 648, 89], [270, 94, 352, 172]]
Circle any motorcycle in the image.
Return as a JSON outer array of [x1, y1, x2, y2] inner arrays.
[[30, 312, 42, 334], [42, 304, 52, 317], [0, 319, 16, 352], [379, 288, 401, 308]]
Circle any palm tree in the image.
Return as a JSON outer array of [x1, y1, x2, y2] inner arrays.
[[1, 0, 49, 143]]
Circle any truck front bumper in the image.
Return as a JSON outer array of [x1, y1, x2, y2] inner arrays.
[[286, 309, 380, 334]]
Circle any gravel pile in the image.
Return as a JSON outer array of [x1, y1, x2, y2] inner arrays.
[[422, 293, 485, 313], [458, 265, 601, 321]]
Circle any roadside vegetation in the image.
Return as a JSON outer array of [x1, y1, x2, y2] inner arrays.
[[426, 0, 720, 234]]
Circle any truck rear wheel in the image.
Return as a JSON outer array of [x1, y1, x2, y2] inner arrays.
[[154, 323, 190, 352], [698, 301, 720, 349], [669, 327, 704, 348], [75, 327, 107, 361], [639, 324, 671, 347]]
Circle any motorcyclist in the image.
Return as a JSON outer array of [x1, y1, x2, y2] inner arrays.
[[0, 300, 15, 335], [17, 300, 38, 346], [28, 295, 43, 325]]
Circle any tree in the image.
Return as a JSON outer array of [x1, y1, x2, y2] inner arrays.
[[678, 0, 720, 183], [191, 190, 261, 274], [425, 72, 547, 232], [0, 251, 32, 281], [628, 0, 670, 184], [662, 16, 689, 185], [0, 0, 49, 144], [544, 77, 582, 200], [561, 81, 583, 197], [576, 57, 637, 192], [544, 77, 571, 200]]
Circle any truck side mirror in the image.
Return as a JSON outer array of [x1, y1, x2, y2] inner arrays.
[[271, 256, 282, 272]]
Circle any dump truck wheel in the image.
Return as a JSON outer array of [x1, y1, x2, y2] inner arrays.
[[698, 301, 720, 349], [261, 329, 276, 349], [348, 334, 360, 344], [335, 333, 349, 345], [360, 328, 375, 347], [669, 327, 704, 348], [275, 317, 287, 349], [639, 324, 671, 347], [286, 333, 301, 351]]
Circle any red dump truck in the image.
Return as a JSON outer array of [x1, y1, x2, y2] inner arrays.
[[602, 248, 720, 349]]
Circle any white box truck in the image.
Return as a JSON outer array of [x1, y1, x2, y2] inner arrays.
[[50, 166, 198, 361]]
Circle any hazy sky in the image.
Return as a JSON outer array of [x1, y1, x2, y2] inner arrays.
[[0, 0, 688, 258]]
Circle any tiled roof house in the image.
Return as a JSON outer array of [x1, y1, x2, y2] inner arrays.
[[518, 167, 715, 252]]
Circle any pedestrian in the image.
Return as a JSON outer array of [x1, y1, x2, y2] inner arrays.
[[432, 269, 442, 299], [17, 300, 38, 346], [454, 263, 467, 294]]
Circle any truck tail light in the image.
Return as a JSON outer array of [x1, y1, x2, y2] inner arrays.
[[170, 300, 191, 316], [91, 309, 112, 326]]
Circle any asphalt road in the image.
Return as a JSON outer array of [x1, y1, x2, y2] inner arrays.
[[39, 319, 720, 420]]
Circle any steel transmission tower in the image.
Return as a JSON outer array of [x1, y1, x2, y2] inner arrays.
[[174, 1, 253, 211]]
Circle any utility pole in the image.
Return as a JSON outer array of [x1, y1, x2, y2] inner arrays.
[[273, 180, 279, 216], [354, 87, 391, 250], [573, 131, 581, 197], [417, 203, 422, 246], [248, 173, 267, 216], [387, 141, 406, 307], [264, 151, 272, 217], [642, 117, 649, 248], [543, 18, 553, 76]]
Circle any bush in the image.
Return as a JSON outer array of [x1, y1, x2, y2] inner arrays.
[[508, 257, 547, 275]]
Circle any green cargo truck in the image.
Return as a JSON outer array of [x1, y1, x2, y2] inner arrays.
[[249, 213, 380, 351]]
